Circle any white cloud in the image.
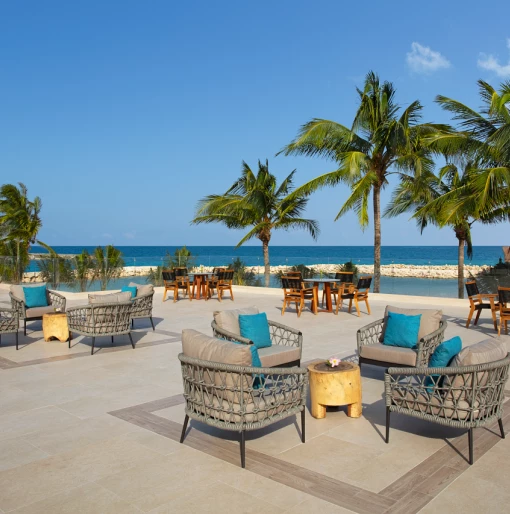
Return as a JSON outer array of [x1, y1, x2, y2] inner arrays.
[[478, 39, 510, 77], [406, 42, 451, 74]]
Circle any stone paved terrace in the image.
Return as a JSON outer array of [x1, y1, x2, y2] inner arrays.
[[0, 284, 509, 513]]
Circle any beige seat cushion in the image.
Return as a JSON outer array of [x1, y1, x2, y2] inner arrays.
[[129, 282, 154, 297], [25, 305, 56, 318], [182, 329, 253, 402], [213, 306, 259, 336], [380, 305, 443, 343], [10, 283, 48, 304], [446, 339, 507, 400], [88, 292, 132, 305], [360, 343, 417, 366], [258, 345, 301, 367]]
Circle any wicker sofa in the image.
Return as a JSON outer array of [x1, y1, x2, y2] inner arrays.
[[0, 307, 19, 350], [211, 307, 302, 367], [10, 283, 66, 335], [67, 292, 134, 355], [178, 329, 308, 468], [357, 305, 447, 369], [386, 339, 510, 464]]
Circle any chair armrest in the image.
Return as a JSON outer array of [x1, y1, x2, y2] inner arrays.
[[9, 293, 26, 318], [0, 307, 19, 330], [211, 321, 252, 345], [66, 305, 92, 332], [49, 290, 66, 311], [131, 292, 154, 315], [415, 320, 447, 367], [268, 320, 302, 349], [357, 318, 384, 352]]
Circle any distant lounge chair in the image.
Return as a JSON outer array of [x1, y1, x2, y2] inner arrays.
[[465, 280, 498, 330]]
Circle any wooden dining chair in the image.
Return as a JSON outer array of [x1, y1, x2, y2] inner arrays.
[[216, 270, 234, 301], [281, 276, 316, 317], [465, 281, 498, 330], [162, 271, 179, 302], [324, 271, 354, 307], [336, 276, 372, 316], [498, 287, 510, 336]]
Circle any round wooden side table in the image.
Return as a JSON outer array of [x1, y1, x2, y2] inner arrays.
[[307, 361, 362, 419], [42, 312, 69, 342]]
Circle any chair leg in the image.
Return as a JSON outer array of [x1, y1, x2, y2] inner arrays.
[[281, 299, 287, 316], [499, 418, 505, 439], [230, 286, 234, 301], [365, 297, 371, 315], [91, 337, 95, 355], [468, 428, 474, 464], [386, 407, 390, 443], [466, 307, 475, 328], [354, 298, 361, 317], [474, 309, 482, 326], [24, 319, 26, 336], [240, 430, 246, 469], [128, 333, 135, 349], [298, 298, 304, 317], [491, 307, 498, 330], [16, 332, 18, 351], [180, 414, 189, 443], [301, 409, 305, 443], [131, 319, 134, 328], [149, 316, 155, 331], [163, 288, 167, 302], [111, 336, 114, 345], [348, 299, 353, 313]]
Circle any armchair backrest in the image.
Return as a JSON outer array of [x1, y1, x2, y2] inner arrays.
[[335, 271, 354, 283], [218, 270, 234, 282], [498, 286, 510, 308], [174, 267, 188, 277], [465, 281, 483, 305], [356, 276, 372, 291], [162, 270, 176, 284], [89, 301, 132, 332], [286, 271, 303, 279], [282, 276, 302, 291], [10, 283, 48, 304], [213, 267, 227, 275]]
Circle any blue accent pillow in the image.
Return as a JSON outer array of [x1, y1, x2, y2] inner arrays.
[[23, 285, 48, 308], [383, 312, 421, 349], [228, 339, 264, 389], [238, 313, 272, 349], [425, 336, 462, 391], [121, 286, 137, 298]]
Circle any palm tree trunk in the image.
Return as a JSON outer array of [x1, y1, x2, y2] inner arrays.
[[262, 241, 270, 287], [373, 185, 381, 293], [458, 237, 465, 299]]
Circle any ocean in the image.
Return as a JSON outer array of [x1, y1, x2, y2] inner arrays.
[[26, 245, 506, 298]]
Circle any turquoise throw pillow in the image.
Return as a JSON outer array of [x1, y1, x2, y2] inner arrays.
[[238, 313, 272, 349], [230, 339, 264, 389], [383, 311, 421, 349], [121, 286, 137, 298], [425, 336, 462, 391], [23, 285, 48, 308]]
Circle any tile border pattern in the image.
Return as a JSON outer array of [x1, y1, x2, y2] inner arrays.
[[0, 329, 181, 369], [110, 392, 510, 514]]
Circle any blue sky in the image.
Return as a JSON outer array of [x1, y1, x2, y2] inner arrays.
[[1, 0, 509, 247]]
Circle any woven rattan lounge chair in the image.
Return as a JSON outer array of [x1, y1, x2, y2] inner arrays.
[[211, 307, 303, 367], [498, 286, 510, 336], [0, 307, 19, 350], [67, 300, 134, 355], [357, 306, 447, 369], [385, 339, 510, 464], [281, 276, 316, 317], [178, 329, 308, 468], [465, 280, 498, 330], [10, 283, 66, 335], [128, 283, 155, 330]]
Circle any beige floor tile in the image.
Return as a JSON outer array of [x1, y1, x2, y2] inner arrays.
[[278, 435, 381, 482], [0, 437, 49, 472], [119, 430, 182, 456], [286, 497, 355, 514], [147, 481, 276, 514], [12, 482, 142, 514]]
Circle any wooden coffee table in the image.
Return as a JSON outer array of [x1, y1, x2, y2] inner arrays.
[[42, 312, 69, 342], [307, 361, 362, 419]]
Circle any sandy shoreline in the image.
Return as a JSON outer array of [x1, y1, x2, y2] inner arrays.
[[22, 263, 491, 281]]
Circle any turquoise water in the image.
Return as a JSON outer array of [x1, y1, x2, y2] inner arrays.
[[26, 245, 507, 298]]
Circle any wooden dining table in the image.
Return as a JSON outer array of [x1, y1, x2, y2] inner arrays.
[[303, 278, 340, 313], [188, 272, 212, 300]]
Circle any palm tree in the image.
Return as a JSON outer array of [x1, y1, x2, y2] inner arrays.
[[74, 249, 93, 292], [385, 163, 484, 299], [192, 160, 319, 287], [0, 183, 45, 283], [91, 245, 125, 291], [279, 71, 446, 292]]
